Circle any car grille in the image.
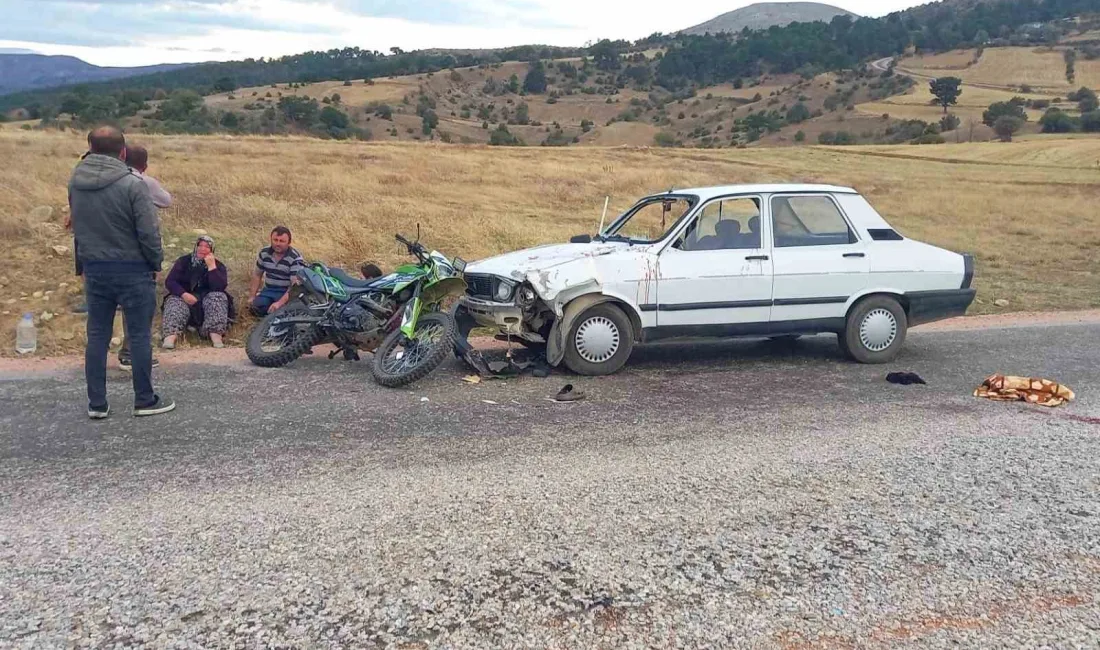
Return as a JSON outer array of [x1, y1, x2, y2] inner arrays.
[[464, 274, 495, 300]]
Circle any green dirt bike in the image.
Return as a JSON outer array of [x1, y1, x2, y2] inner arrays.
[[245, 231, 468, 388]]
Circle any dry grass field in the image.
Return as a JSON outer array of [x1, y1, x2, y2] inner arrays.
[[856, 83, 1057, 124], [901, 47, 1100, 92], [2, 129, 1099, 356]]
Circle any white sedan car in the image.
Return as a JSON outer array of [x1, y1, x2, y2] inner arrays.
[[454, 184, 975, 376]]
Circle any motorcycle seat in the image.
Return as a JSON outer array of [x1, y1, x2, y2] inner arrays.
[[328, 266, 385, 290]]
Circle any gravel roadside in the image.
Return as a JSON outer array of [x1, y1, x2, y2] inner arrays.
[[1, 325, 1099, 648]]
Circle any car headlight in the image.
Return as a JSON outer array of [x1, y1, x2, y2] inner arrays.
[[494, 279, 515, 302], [517, 285, 537, 307]]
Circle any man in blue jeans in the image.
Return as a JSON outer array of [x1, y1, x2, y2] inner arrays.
[[68, 126, 175, 418], [247, 226, 305, 316]]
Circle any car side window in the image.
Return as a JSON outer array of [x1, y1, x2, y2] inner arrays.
[[772, 195, 856, 248], [677, 197, 762, 251]]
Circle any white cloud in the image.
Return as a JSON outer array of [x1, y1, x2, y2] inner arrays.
[[2, 0, 926, 67]]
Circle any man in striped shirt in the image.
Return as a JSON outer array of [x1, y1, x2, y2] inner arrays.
[[248, 226, 305, 316]]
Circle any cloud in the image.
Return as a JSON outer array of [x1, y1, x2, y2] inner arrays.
[[0, 0, 928, 68], [0, 0, 339, 49], [324, 0, 570, 28]]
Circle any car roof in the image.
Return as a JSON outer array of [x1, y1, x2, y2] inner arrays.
[[651, 184, 858, 202]]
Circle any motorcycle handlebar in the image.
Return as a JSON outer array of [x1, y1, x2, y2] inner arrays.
[[395, 233, 428, 260]]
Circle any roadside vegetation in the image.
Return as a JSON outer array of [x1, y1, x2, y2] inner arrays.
[[2, 130, 1098, 355]]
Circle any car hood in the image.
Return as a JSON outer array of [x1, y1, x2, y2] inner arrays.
[[464, 242, 629, 280]]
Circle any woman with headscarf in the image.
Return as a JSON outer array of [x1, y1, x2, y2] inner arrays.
[[161, 236, 235, 349]]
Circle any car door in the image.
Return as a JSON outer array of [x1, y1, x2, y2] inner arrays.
[[768, 193, 870, 324], [653, 195, 773, 331]]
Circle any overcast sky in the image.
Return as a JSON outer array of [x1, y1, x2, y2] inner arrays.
[[0, 0, 926, 68]]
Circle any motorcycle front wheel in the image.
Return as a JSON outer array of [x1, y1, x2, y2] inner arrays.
[[370, 311, 455, 388], [245, 301, 321, 368]]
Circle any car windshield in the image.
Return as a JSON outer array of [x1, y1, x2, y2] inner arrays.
[[600, 196, 696, 243]]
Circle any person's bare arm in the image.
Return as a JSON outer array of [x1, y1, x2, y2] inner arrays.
[[248, 267, 263, 304]]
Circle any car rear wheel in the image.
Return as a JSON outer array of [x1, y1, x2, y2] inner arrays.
[[841, 295, 907, 364], [562, 303, 634, 376]]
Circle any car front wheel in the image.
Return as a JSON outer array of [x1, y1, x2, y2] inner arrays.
[[562, 303, 634, 376], [841, 296, 907, 364]]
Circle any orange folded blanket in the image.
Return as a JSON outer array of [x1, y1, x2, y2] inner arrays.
[[974, 374, 1076, 407]]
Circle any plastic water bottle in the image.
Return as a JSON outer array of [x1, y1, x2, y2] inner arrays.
[[15, 313, 36, 355]]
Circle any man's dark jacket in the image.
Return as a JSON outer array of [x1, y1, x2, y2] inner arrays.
[[68, 153, 164, 273]]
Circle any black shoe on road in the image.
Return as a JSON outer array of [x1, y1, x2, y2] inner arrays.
[[133, 395, 176, 417], [119, 357, 160, 371]]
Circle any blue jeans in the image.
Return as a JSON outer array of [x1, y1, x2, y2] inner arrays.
[[250, 286, 288, 316], [85, 272, 157, 409]]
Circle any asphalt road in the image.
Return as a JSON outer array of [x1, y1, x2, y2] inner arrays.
[[2, 324, 1099, 648]]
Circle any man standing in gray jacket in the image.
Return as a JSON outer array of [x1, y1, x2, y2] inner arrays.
[[69, 126, 175, 418]]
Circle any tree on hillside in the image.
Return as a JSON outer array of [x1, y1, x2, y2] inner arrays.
[[1080, 111, 1100, 133], [786, 102, 811, 124], [929, 77, 962, 114], [590, 39, 623, 71], [523, 61, 548, 94], [320, 105, 349, 130], [982, 100, 1027, 127], [993, 116, 1023, 142], [1064, 49, 1077, 84], [489, 122, 522, 145], [155, 89, 203, 122], [1039, 108, 1075, 133], [421, 109, 439, 135], [278, 95, 320, 124], [220, 111, 241, 129], [514, 101, 530, 125], [213, 76, 237, 93], [1072, 87, 1099, 113]]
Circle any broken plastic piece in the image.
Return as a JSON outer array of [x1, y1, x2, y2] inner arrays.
[[886, 371, 926, 385]]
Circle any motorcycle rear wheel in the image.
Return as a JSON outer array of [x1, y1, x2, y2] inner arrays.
[[245, 301, 321, 368], [370, 312, 455, 388]]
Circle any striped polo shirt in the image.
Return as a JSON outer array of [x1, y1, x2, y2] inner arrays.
[[256, 245, 305, 290]]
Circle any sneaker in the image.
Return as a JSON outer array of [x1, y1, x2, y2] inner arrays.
[[88, 404, 110, 419], [72, 302, 88, 314], [119, 357, 160, 371], [133, 395, 176, 417]]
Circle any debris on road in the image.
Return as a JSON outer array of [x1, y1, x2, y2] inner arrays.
[[887, 371, 926, 385], [554, 384, 585, 402], [974, 374, 1075, 407], [462, 375, 481, 384]]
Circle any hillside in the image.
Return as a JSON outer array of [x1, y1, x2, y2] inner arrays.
[[0, 54, 193, 95], [680, 2, 858, 35]]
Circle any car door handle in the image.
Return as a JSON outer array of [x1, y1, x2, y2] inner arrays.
[[843, 252, 865, 258], [745, 255, 769, 261]]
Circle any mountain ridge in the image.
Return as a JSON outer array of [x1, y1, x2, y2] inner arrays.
[[0, 54, 194, 95], [680, 2, 859, 35]]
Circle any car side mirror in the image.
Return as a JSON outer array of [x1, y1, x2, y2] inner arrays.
[[569, 234, 592, 243]]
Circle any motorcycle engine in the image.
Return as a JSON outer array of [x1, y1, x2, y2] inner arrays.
[[338, 300, 378, 332], [337, 294, 392, 351]]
